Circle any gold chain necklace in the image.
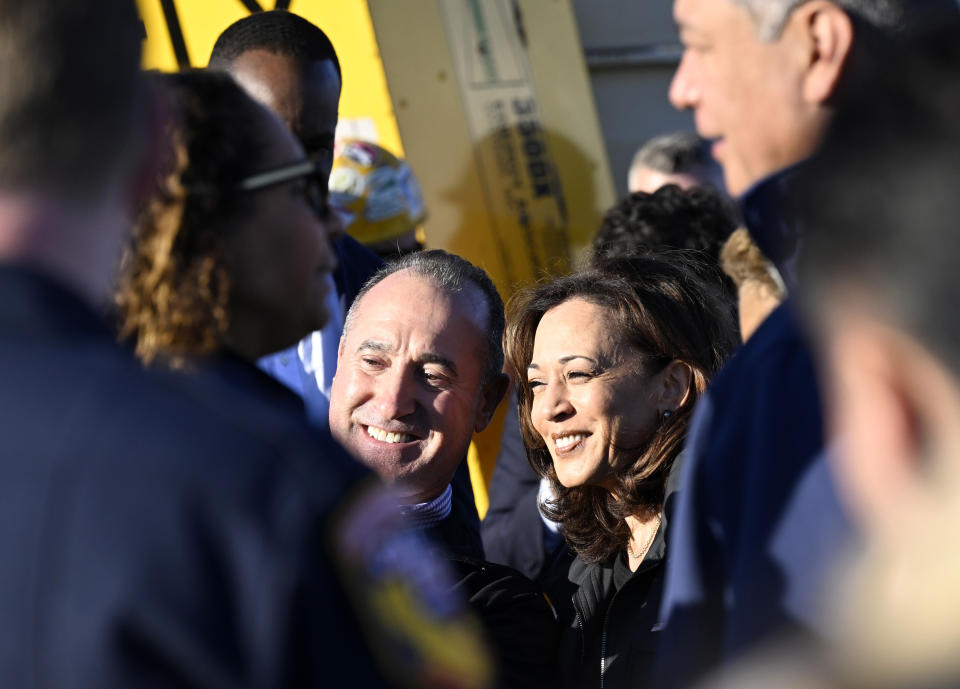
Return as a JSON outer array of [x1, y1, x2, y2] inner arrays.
[[626, 514, 662, 560]]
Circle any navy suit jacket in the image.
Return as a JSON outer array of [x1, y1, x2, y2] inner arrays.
[[655, 173, 850, 688], [0, 266, 396, 688]]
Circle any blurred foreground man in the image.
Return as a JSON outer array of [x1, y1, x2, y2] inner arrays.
[[0, 3, 490, 688], [795, 25, 960, 689], [657, 0, 957, 686], [704, 24, 960, 689]]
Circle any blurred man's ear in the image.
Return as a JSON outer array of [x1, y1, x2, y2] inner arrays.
[[474, 373, 509, 433], [826, 317, 917, 533], [823, 312, 960, 537], [787, 1, 855, 105]]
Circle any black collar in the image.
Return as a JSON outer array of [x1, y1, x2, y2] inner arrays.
[[739, 162, 806, 294], [205, 349, 308, 419], [0, 265, 114, 342]]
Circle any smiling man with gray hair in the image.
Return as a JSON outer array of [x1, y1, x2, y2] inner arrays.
[[329, 250, 509, 552]]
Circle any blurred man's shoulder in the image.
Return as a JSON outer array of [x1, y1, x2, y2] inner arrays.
[[709, 300, 815, 401], [138, 355, 370, 500]]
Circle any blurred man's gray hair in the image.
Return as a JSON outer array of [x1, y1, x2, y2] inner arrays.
[[630, 132, 715, 176], [0, 0, 146, 198], [732, 0, 903, 39], [628, 132, 724, 193]]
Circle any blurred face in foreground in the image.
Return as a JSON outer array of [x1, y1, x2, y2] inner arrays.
[[669, 0, 846, 196], [329, 270, 504, 503], [224, 104, 338, 357], [819, 296, 960, 543]]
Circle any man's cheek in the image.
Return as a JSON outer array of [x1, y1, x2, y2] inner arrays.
[[344, 374, 373, 404]]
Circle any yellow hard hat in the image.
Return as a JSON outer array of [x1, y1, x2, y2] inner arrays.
[[328, 140, 427, 247]]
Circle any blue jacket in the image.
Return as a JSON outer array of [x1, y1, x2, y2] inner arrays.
[[655, 171, 850, 688]]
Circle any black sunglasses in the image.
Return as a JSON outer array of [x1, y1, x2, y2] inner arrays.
[[236, 159, 330, 219], [237, 159, 324, 192]]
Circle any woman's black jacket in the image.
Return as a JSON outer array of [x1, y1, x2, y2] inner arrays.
[[557, 524, 667, 689]]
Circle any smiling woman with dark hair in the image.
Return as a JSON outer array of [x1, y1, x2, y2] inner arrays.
[[505, 254, 736, 689]]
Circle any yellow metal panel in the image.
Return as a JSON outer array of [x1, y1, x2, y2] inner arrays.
[[517, 0, 616, 267], [136, 0, 403, 155], [366, 0, 615, 295], [466, 397, 509, 518], [137, 0, 178, 71]]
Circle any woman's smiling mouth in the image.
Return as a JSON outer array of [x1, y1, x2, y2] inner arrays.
[[553, 431, 591, 454]]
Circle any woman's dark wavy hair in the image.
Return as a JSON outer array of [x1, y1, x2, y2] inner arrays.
[[116, 70, 274, 366], [505, 254, 737, 562]]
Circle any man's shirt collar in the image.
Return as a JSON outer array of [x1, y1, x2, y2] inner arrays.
[[399, 484, 453, 529]]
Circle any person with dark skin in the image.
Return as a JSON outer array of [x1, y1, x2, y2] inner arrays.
[[209, 11, 381, 423], [209, 8, 482, 548], [210, 15, 340, 180], [116, 70, 495, 689]]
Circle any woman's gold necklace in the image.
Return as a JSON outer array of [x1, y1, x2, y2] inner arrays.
[[626, 514, 662, 561]]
